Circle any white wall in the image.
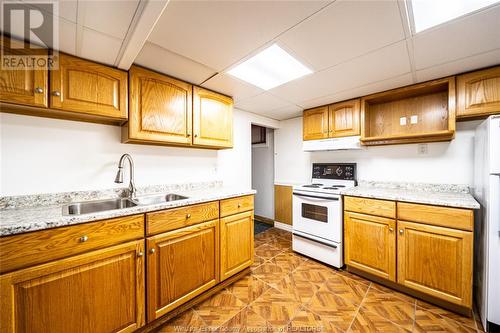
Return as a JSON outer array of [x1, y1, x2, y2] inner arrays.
[[0, 109, 279, 196], [275, 116, 481, 186], [252, 129, 274, 219]]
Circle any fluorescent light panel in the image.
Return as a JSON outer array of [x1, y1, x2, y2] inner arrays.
[[411, 0, 500, 33], [227, 44, 312, 90]]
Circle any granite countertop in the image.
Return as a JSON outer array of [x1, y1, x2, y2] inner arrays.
[[340, 181, 480, 209], [0, 184, 256, 237]]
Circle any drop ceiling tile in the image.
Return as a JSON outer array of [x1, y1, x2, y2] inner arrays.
[[135, 42, 216, 85], [148, 0, 330, 71], [279, 0, 405, 71], [56, 18, 77, 54], [201, 74, 264, 102], [80, 28, 123, 66], [235, 92, 293, 114], [413, 4, 500, 70], [266, 104, 303, 120], [271, 41, 411, 104], [416, 48, 500, 82], [80, 0, 140, 39]]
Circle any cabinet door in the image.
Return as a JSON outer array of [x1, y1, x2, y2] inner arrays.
[[328, 99, 360, 137], [147, 220, 219, 321], [303, 106, 329, 140], [344, 211, 396, 281], [126, 65, 192, 145], [0, 240, 145, 333], [0, 37, 48, 108], [193, 86, 233, 148], [274, 185, 293, 225], [220, 211, 254, 281], [50, 53, 127, 119], [397, 220, 473, 308], [457, 66, 500, 118]]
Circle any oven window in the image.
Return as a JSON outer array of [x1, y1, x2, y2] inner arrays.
[[302, 203, 328, 223]]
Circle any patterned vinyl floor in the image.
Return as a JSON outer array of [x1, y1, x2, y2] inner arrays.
[[156, 227, 485, 333]]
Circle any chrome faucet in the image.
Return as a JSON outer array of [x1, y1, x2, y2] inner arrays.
[[115, 154, 136, 199]]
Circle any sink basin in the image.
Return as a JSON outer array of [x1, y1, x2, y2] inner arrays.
[[62, 198, 138, 216], [132, 193, 188, 206]]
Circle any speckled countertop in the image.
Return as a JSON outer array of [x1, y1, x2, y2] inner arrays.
[[0, 183, 256, 237], [340, 181, 479, 209]]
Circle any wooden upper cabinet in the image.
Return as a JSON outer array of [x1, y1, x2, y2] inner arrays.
[[193, 86, 233, 148], [397, 221, 473, 308], [123, 65, 193, 145], [0, 37, 48, 108], [220, 210, 254, 281], [303, 106, 329, 140], [0, 240, 145, 333], [344, 211, 396, 282], [328, 99, 360, 137], [457, 66, 500, 119], [146, 220, 219, 321], [50, 53, 127, 119]]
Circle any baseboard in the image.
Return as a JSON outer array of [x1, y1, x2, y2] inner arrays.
[[274, 221, 292, 232], [254, 215, 274, 225]]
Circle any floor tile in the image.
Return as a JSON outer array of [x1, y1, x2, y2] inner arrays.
[[250, 255, 267, 271], [193, 290, 246, 329], [267, 251, 306, 272], [255, 231, 278, 243], [361, 287, 415, 331], [348, 307, 409, 333], [249, 288, 302, 329], [226, 275, 270, 305], [252, 262, 292, 287], [269, 228, 292, 240], [293, 263, 338, 287], [218, 306, 271, 333], [289, 306, 344, 333], [156, 309, 207, 333], [416, 300, 477, 330], [336, 270, 372, 287], [369, 282, 417, 304], [267, 237, 292, 250], [254, 244, 283, 259], [306, 290, 359, 331], [414, 307, 477, 333], [272, 272, 320, 304], [322, 274, 370, 306]]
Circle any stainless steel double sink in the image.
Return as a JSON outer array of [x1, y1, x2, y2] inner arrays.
[[62, 193, 188, 216]]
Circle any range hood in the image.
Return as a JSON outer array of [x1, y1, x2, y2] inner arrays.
[[303, 136, 363, 151]]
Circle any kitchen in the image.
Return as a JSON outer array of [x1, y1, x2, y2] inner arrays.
[[0, 0, 499, 333]]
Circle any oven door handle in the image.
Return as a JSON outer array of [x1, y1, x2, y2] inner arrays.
[[293, 233, 338, 248], [293, 192, 339, 200]]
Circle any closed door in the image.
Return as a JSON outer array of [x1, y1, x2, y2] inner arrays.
[[397, 220, 472, 307], [0, 240, 145, 333], [457, 66, 500, 118], [220, 211, 254, 281], [126, 65, 192, 145], [50, 53, 127, 119], [344, 211, 396, 281], [328, 99, 360, 137], [193, 86, 233, 148], [303, 106, 329, 140], [0, 37, 48, 108], [146, 220, 218, 321]]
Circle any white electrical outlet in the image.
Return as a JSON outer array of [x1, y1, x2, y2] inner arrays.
[[418, 143, 428, 155], [411, 115, 418, 124], [400, 117, 407, 126]]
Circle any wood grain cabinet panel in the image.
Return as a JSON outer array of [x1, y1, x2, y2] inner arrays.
[[220, 211, 254, 281], [146, 220, 219, 321], [50, 53, 128, 119], [0, 240, 145, 333], [397, 202, 473, 231], [344, 211, 396, 281], [344, 196, 396, 218], [123, 65, 193, 145], [274, 185, 293, 225], [397, 220, 473, 308], [328, 99, 360, 137], [303, 106, 329, 141], [220, 195, 254, 218], [457, 66, 500, 119], [0, 37, 48, 108], [193, 86, 233, 148]]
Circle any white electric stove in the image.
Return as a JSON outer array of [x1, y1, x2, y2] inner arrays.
[[292, 163, 356, 268]]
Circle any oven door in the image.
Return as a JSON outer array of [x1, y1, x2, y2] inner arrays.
[[292, 191, 341, 243]]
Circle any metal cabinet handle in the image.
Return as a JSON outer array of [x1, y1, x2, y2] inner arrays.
[[389, 227, 394, 232], [238, 203, 242, 208], [137, 252, 144, 257], [35, 87, 44, 94], [149, 248, 156, 254], [186, 213, 191, 219], [194, 134, 198, 138], [186, 133, 191, 137], [79, 235, 89, 242], [399, 229, 404, 235], [53, 91, 61, 97]]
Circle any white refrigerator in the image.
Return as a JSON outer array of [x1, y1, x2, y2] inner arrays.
[[474, 115, 500, 332]]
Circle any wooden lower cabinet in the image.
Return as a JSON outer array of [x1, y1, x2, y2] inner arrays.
[[344, 211, 396, 281], [220, 211, 254, 281], [397, 220, 473, 308], [146, 220, 219, 321], [0, 240, 145, 333], [274, 185, 293, 225]]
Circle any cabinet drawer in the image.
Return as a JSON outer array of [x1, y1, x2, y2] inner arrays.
[[344, 196, 395, 218], [397, 202, 473, 231], [146, 201, 219, 236], [220, 195, 254, 217], [0, 214, 144, 274]]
